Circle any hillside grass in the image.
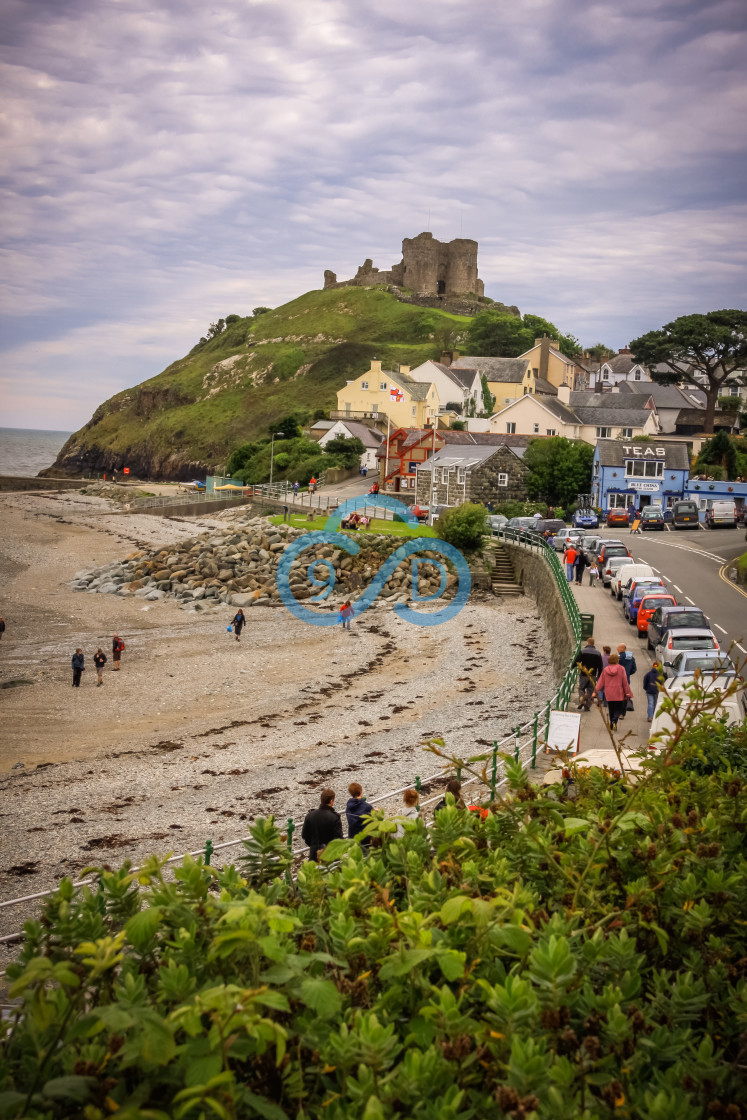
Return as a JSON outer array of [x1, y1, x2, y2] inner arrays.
[[60, 288, 474, 472]]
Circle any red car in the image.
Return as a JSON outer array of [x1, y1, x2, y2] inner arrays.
[[636, 594, 677, 637], [606, 509, 630, 528]]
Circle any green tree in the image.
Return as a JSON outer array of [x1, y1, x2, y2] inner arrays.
[[584, 342, 615, 362], [522, 437, 595, 506], [481, 374, 495, 415], [464, 311, 580, 359], [450, 420, 467, 431], [435, 502, 488, 550], [322, 435, 365, 468], [694, 430, 737, 478], [252, 306, 272, 316], [631, 310, 747, 434], [271, 415, 302, 440]]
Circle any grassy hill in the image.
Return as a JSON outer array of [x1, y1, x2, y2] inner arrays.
[[47, 288, 473, 480]]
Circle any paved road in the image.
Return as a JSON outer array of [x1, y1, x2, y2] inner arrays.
[[601, 525, 747, 658]]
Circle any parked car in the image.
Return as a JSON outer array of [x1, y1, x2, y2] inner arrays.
[[704, 500, 738, 529], [614, 562, 655, 600], [662, 651, 738, 681], [597, 541, 632, 567], [572, 508, 599, 529], [646, 604, 712, 651], [580, 535, 603, 562], [639, 507, 666, 531], [623, 582, 668, 622], [487, 514, 508, 534], [535, 518, 567, 537], [650, 679, 747, 741], [634, 593, 678, 636], [606, 508, 630, 528], [554, 527, 587, 552], [671, 499, 700, 530], [603, 555, 636, 590], [505, 516, 542, 535]]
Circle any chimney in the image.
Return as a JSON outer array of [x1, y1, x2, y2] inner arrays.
[[535, 335, 559, 383], [371, 359, 382, 374], [618, 346, 631, 355], [440, 349, 459, 365], [399, 364, 410, 376], [557, 384, 571, 405]]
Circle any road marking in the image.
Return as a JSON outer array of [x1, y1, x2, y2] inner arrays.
[[672, 584, 682, 593], [685, 597, 695, 605], [714, 624, 727, 634], [718, 562, 747, 602], [650, 566, 660, 573], [737, 643, 747, 654], [628, 537, 726, 562]]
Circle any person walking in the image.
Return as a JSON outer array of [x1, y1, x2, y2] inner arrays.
[[93, 647, 107, 686], [395, 789, 420, 836], [339, 601, 353, 630], [72, 648, 85, 688], [301, 789, 343, 861], [643, 662, 661, 720], [0, 616, 5, 641], [434, 778, 465, 813], [597, 645, 612, 708], [563, 543, 577, 582], [574, 637, 604, 711], [293, 480, 300, 495], [112, 633, 124, 670], [616, 642, 637, 718], [592, 653, 632, 731], [574, 549, 587, 585], [232, 608, 246, 641], [345, 782, 373, 840]]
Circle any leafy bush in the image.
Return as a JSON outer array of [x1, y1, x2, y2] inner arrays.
[[435, 502, 488, 550], [523, 438, 594, 507], [322, 435, 365, 468], [3, 703, 747, 1118], [495, 500, 547, 518]]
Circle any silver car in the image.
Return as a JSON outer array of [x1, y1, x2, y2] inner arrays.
[[655, 628, 720, 667], [662, 651, 738, 680], [555, 527, 587, 552], [601, 555, 635, 589]]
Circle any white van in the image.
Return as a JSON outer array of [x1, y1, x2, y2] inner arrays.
[[704, 500, 737, 529], [649, 679, 747, 743], [614, 562, 655, 600]]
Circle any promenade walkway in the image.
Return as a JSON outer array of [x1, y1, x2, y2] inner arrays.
[[566, 574, 655, 763]]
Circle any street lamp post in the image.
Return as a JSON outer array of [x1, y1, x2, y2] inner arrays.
[[269, 432, 284, 487]]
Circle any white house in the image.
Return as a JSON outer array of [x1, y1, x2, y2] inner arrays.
[[489, 385, 660, 443], [317, 419, 383, 471], [589, 347, 652, 389], [408, 360, 484, 414]]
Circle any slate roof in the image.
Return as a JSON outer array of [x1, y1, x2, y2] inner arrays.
[[448, 366, 481, 390], [333, 420, 383, 448], [452, 356, 529, 384], [602, 353, 649, 376], [574, 406, 653, 427], [310, 420, 335, 430], [418, 444, 526, 472], [595, 439, 690, 470], [441, 431, 536, 446], [615, 382, 696, 408], [533, 397, 582, 425], [387, 370, 431, 401], [534, 377, 558, 396]]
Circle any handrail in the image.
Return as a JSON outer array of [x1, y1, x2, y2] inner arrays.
[[0, 524, 582, 940]]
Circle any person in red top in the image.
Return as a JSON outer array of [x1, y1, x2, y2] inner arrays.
[[112, 633, 125, 671], [563, 545, 577, 582], [592, 653, 633, 731]]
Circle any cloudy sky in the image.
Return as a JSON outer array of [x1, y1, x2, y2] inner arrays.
[[1, 0, 746, 430]]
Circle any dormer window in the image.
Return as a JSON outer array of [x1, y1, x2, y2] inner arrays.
[[634, 370, 641, 381], [602, 369, 609, 380]]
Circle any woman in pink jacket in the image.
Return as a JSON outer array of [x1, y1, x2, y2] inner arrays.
[[592, 652, 632, 730]]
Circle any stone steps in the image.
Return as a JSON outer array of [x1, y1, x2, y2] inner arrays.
[[489, 543, 523, 597]]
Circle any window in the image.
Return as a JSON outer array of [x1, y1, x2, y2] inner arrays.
[[506, 422, 516, 434], [456, 467, 466, 485], [504, 397, 511, 404], [411, 406, 417, 417], [602, 369, 609, 380], [608, 493, 629, 509], [533, 423, 540, 433], [380, 380, 387, 390], [596, 427, 612, 438], [497, 473, 509, 487], [634, 370, 641, 380], [371, 401, 378, 412], [620, 427, 633, 438], [361, 380, 368, 390], [546, 428, 556, 436], [625, 459, 664, 478]]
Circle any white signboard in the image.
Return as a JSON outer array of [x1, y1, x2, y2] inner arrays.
[[546, 710, 581, 755], [623, 445, 666, 458], [629, 481, 660, 492]]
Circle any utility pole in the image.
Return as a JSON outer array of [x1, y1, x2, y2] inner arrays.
[[269, 432, 284, 487]]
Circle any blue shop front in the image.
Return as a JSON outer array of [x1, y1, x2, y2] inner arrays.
[[592, 439, 690, 515]]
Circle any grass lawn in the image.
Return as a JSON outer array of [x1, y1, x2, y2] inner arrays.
[[269, 513, 436, 538]]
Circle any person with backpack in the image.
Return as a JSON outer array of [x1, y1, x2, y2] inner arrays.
[[71, 648, 85, 688], [232, 608, 246, 641], [94, 647, 107, 686], [112, 633, 125, 670], [301, 789, 343, 861], [575, 637, 604, 711]]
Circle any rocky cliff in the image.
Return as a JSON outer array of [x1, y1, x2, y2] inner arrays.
[[42, 287, 478, 481]]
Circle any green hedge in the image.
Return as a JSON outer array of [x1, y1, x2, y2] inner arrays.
[[2, 710, 747, 1117]]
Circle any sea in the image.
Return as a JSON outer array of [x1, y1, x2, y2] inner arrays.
[[0, 427, 73, 477]]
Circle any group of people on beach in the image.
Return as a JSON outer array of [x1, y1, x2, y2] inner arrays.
[[300, 777, 469, 860], [574, 636, 662, 729], [70, 634, 125, 687]]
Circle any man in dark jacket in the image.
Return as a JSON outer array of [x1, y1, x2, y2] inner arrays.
[[345, 782, 373, 840], [301, 789, 343, 861], [616, 643, 637, 720], [71, 649, 85, 688], [575, 637, 604, 711]]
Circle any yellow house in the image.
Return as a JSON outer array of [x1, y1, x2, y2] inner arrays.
[[450, 355, 559, 407], [489, 385, 661, 443], [335, 360, 440, 429], [519, 337, 576, 390]]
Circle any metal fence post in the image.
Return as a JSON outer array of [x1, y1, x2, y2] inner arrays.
[[514, 725, 521, 762], [204, 839, 214, 866], [286, 818, 295, 851], [531, 712, 538, 769], [490, 742, 498, 800], [414, 775, 421, 794]]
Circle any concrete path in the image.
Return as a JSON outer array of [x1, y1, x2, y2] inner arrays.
[[566, 574, 655, 763]]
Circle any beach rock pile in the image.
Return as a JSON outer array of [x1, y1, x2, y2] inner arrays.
[[70, 515, 457, 611]]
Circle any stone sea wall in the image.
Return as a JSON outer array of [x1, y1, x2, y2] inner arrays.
[[502, 542, 575, 675]]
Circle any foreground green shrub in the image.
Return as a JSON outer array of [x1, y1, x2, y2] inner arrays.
[[2, 722, 747, 1118], [435, 502, 488, 551]]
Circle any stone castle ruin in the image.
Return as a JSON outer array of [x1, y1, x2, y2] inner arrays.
[[324, 231, 484, 300]]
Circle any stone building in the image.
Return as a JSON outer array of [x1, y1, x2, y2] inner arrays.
[[416, 444, 529, 509], [324, 232, 484, 299]]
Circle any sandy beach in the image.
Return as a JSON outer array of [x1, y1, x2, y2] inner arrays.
[[0, 488, 554, 966]]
